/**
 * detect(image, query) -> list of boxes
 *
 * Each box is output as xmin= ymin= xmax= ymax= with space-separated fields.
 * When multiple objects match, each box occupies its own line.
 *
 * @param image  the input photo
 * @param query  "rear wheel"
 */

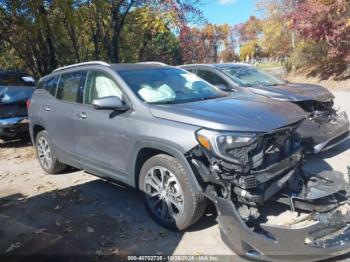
xmin=139 ymin=154 xmax=207 ymax=230
xmin=35 ymin=130 xmax=66 ymax=174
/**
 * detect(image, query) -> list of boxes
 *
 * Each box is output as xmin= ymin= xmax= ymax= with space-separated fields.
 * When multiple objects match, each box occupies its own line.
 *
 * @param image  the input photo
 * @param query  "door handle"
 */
xmin=80 ymin=112 xmax=87 ymax=119
xmin=44 ymin=105 xmax=50 ymax=112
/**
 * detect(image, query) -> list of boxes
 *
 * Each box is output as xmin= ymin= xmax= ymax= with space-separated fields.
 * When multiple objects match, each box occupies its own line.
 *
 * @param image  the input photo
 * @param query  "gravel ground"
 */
xmin=0 ymin=91 xmax=349 ymax=261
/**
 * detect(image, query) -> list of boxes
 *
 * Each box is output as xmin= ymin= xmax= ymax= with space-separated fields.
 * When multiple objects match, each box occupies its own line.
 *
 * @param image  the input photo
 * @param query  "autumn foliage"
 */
xmin=0 ymin=0 xmax=349 ymax=79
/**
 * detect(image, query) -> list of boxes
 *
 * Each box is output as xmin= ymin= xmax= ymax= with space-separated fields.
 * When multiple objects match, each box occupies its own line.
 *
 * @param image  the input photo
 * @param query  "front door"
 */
xmin=75 ymin=70 xmax=131 ymax=182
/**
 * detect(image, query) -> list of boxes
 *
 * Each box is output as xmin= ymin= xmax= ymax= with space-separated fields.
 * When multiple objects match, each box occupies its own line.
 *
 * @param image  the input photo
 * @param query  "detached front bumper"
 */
xmin=0 ymin=116 xmax=29 ymax=138
xmin=215 ymin=197 xmax=350 ymax=261
xmin=204 ymin=169 xmax=350 ymax=261
xmin=298 ymin=111 xmax=349 ymax=153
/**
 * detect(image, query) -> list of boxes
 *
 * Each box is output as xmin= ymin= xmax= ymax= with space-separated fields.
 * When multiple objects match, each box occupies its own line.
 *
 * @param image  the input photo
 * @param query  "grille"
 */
xmin=240 ymin=175 xmax=257 ymax=189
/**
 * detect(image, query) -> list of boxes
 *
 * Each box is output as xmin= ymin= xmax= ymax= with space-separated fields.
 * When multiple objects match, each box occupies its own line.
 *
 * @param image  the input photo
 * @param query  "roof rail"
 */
xmin=52 ymin=61 xmax=110 ymax=73
xmin=137 ymin=62 xmax=167 ymax=66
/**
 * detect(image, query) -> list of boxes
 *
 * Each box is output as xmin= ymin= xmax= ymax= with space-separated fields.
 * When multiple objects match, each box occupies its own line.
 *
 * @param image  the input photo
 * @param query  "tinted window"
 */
xmin=84 ymin=71 xmax=123 ymax=104
xmin=197 ymin=70 xmax=228 ymax=86
xmin=57 ymin=71 xmax=86 ymax=103
xmin=118 ymin=68 xmax=225 ymax=104
xmin=44 ymin=76 xmax=59 ymax=96
xmin=0 ymin=74 xmax=35 ymax=87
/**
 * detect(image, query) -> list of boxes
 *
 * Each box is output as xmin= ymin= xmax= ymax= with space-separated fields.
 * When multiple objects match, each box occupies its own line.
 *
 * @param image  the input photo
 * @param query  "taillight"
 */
xmin=26 ymin=99 xmax=31 ymax=109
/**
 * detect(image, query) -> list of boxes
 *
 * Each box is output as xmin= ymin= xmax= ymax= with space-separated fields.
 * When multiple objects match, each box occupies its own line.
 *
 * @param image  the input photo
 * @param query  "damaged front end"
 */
xmin=295 ymin=100 xmax=349 ymax=153
xmin=187 ymin=122 xmax=350 ymax=261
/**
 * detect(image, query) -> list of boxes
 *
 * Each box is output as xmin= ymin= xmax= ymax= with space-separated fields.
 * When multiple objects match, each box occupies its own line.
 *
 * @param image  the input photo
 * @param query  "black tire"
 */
xmin=139 ymin=154 xmax=207 ymax=231
xmin=35 ymin=130 xmax=66 ymax=174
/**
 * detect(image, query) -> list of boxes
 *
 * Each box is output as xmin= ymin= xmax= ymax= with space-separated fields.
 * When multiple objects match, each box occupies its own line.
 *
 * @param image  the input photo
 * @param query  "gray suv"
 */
xmin=29 ymin=62 xmax=350 ymax=260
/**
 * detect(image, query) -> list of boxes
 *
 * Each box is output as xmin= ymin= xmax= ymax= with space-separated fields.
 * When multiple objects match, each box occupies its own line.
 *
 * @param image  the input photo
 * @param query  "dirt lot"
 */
xmin=1 ymin=91 xmax=350 ymax=261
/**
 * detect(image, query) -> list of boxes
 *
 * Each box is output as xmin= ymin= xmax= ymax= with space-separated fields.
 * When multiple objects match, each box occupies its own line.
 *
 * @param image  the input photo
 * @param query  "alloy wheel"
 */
xmin=37 ymin=136 xmax=53 ymax=169
xmin=144 ymin=166 xmax=184 ymax=222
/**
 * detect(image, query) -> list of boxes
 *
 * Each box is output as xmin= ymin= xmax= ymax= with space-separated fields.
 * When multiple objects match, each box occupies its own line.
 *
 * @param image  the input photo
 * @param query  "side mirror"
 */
xmin=92 ymin=96 xmax=129 ymax=111
xmin=214 ymin=84 xmax=229 ymax=91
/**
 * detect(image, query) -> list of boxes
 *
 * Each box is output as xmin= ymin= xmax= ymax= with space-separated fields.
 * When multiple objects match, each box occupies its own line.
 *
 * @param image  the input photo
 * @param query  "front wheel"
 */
xmin=139 ymin=154 xmax=207 ymax=231
xmin=35 ymin=130 xmax=66 ymax=174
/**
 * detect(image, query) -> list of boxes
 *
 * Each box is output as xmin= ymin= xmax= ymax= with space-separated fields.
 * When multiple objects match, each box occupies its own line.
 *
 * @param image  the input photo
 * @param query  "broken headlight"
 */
xmin=195 ymin=128 xmax=259 ymax=164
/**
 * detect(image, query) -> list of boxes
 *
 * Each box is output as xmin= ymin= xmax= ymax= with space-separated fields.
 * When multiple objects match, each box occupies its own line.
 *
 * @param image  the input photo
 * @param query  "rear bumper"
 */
xmin=298 ymin=111 xmax=349 ymax=153
xmin=0 ymin=116 xmax=29 ymax=138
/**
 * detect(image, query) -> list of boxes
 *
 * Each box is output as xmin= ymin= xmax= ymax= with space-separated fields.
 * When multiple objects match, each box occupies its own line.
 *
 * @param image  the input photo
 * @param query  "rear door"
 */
xmin=47 ymin=71 xmax=86 ymax=167
xmin=74 ymin=70 xmax=131 ymax=181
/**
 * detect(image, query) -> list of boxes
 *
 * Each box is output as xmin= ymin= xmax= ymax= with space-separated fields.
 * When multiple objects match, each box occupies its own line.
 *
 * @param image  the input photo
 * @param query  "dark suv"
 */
xmin=29 ymin=62 xmax=350 ymax=261
xmin=0 ymin=70 xmax=35 ymax=140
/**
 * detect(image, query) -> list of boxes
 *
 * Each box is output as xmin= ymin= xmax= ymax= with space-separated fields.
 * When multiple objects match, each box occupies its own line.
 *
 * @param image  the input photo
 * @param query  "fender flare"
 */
xmin=127 ymin=139 xmax=203 ymax=194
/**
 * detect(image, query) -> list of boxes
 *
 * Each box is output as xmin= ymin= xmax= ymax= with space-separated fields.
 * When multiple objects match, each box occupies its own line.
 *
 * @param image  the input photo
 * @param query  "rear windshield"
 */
xmin=0 ymin=75 xmax=36 ymax=87
xmin=118 ymin=67 xmax=225 ymax=104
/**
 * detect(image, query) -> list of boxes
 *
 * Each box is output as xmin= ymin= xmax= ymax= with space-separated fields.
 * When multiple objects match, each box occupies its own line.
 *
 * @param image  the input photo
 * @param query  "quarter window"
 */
xmin=57 ymin=71 xmax=86 ymax=103
xmin=45 ymin=76 xmax=59 ymax=96
xmin=84 ymin=71 xmax=123 ymax=104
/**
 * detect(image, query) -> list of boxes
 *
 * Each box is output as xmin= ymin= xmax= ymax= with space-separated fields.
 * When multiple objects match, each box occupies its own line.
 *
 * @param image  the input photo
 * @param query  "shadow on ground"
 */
xmin=0 ymin=177 xmax=217 ymax=260
xmin=0 ymin=135 xmax=32 ymax=148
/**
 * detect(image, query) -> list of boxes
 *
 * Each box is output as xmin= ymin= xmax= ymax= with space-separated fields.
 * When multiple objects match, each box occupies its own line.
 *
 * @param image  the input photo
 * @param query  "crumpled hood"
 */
xmin=248 ymin=83 xmax=334 ymax=102
xmin=0 ymin=86 xmax=34 ymax=104
xmin=149 ymin=94 xmax=307 ymax=132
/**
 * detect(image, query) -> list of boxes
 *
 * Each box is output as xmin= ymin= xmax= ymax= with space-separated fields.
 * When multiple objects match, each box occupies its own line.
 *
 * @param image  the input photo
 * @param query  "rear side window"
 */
xmin=0 ymin=74 xmax=35 ymax=87
xmin=197 ymin=70 xmax=228 ymax=86
xmin=57 ymin=71 xmax=86 ymax=103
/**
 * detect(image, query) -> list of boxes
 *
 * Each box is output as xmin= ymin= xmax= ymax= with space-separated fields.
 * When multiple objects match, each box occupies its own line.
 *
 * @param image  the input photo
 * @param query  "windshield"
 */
xmin=118 ymin=68 xmax=225 ymax=104
xmin=0 ymin=74 xmax=36 ymax=87
xmin=222 ymin=66 xmax=286 ymax=87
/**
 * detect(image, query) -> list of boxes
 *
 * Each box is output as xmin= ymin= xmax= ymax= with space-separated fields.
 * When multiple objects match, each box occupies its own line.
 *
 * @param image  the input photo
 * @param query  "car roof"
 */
xmin=40 ymin=62 xmax=176 ymax=81
xmin=181 ymin=63 xmax=252 ymax=69
xmin=110 ymin=63 xmax=171 ymax=71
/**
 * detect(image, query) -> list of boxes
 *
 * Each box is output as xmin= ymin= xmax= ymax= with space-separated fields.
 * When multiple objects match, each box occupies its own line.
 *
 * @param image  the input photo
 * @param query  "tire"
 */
xmin=35 ymin=130 xmax=66 ymax=174
xmin=139 ymin=154 xmax=207 ymax=231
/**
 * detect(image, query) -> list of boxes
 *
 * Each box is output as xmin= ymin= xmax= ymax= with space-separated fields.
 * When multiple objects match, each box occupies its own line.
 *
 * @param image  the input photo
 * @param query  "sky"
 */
xmin=200 ymin=0 xmax=257 ymax=25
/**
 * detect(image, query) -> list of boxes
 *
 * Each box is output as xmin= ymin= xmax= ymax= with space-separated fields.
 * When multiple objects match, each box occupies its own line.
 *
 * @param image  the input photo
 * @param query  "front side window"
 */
xmin=222 ymin=66 xmax=286 ymax=87
xmin=57 ymin=71 xmax=86 ymax=103
xmin=84 ymin=71 xmax=123 ymax=104
xmin=197 ymin=70 xmax=228 ymax=86
xmin=118 ymin=68 xmax=225 ymax=104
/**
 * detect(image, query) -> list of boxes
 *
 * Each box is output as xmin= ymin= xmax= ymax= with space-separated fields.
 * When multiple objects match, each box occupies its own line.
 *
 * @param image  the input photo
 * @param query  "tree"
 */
xmin=179 ymin=23 xmax=234 ymax=64
xmin=256 ymin=0 xmax=292 ymax=58
xmin=0 ymin=0 xmax=203 ymax=76
xmin=290 ymin=0 xmax=350 ymax=77
xmin=120 ymin=6 xmax=181 ymax=64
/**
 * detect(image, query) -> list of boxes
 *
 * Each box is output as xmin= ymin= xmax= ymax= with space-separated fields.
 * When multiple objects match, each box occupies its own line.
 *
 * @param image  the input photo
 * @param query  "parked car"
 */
xmin=180 ymin=63 xmax=350 ymax=153
xmin=0 ymin=70 xmax=36 ymax=141
xmin=29 ymin=62 xmax=350 ymax=261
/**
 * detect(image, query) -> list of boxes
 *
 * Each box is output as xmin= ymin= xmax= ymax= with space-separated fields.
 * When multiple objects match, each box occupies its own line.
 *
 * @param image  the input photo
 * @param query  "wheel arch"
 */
xmin=31 ymin=123 xmax=46 ymax=144
xmin=130 ymin=141 xmax=203 ymax=194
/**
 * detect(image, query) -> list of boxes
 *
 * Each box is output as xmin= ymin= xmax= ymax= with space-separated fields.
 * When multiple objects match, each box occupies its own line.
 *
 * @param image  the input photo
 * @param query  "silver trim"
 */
xmin=137 ymin=62 xmax=167 ymax=66
xmin=52 ymin=61 xmax=110 ymax=73
xmin=314 ymin=130 xmax=350 ymax=153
